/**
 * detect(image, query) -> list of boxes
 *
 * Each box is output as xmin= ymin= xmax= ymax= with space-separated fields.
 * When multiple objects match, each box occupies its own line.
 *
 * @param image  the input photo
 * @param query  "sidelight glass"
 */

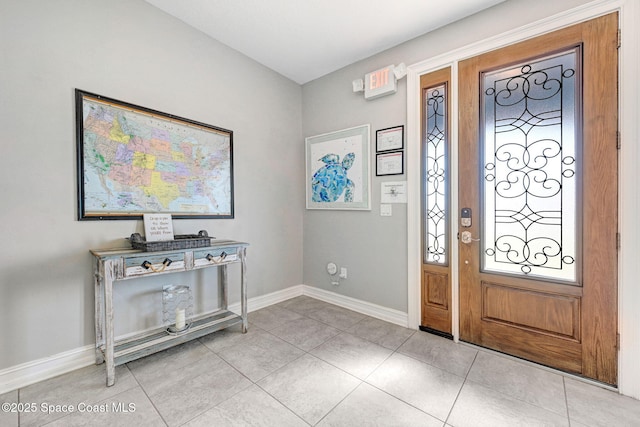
xmin=423 ymin=84 xmax=448 ymax=265
xmin=481 ymin=49 xmax=579 ymax=282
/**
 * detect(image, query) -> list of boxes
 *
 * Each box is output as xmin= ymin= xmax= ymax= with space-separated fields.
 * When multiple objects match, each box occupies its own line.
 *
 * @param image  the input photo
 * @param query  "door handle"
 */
xmin=460 ymin=231 xmax=480 ymax=244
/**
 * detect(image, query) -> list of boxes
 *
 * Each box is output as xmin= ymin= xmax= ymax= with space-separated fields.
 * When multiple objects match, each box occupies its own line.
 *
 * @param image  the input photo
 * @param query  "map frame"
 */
xmin=75 ymin=89 xmax=234 ymax=220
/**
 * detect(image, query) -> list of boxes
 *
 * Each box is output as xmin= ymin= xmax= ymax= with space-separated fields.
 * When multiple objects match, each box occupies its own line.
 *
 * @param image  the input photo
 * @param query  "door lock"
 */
xmin=461 ymin=208 xmax=472 ymax=227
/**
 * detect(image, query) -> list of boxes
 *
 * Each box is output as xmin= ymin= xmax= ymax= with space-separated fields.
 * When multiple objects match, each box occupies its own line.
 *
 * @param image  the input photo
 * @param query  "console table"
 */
xmin=91 ymin=240 xmax=248 ymax=386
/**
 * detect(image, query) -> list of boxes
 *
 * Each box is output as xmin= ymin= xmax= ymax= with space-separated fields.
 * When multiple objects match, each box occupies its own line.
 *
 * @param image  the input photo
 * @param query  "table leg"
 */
xmin=104 ymin=260 xmax=116 ymax=387
xmin=240 ymin=247 xmax=248 ymax=333
xmin=94 ymin=259 xmax=105 ymax=365
xmin=220 ymin=265 xmax=228 ymax=311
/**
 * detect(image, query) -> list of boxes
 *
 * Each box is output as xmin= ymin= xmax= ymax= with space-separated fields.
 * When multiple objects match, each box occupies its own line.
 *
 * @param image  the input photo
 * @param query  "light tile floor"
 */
xmin=2 ymin=296 xmax=640 ymax=426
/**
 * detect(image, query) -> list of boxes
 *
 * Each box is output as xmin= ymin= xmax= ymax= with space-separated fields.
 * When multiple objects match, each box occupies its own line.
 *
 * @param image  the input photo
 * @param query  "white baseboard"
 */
xmin=0 ymin=345 xmax=96 ymax=395
xmin=0 ymin=284 xmax=405 ymax=394
xmin=228 ymin=284 xmax=305 ymax=314
xmin=301 ymin=285 xmax=408 ymax=327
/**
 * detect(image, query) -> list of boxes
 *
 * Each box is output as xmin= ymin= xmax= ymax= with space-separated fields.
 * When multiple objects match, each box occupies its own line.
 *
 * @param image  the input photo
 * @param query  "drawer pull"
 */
xmin=141 ymin=258 xmax=173 ymax=272
xmin=206 ymin=251 xmax=227 ymax=263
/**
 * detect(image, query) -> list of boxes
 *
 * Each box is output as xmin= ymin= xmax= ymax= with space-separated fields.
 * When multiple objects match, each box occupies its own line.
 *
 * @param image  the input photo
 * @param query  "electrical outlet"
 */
xmin=327 ymin=262 xmax=337 ymax=275
xmin=339 ymin=267 xmax=347 ymax=279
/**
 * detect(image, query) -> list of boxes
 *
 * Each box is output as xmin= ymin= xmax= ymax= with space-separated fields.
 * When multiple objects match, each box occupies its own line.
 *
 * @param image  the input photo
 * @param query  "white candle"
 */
xmin=175 ymin=308 xmax=186 ymax=330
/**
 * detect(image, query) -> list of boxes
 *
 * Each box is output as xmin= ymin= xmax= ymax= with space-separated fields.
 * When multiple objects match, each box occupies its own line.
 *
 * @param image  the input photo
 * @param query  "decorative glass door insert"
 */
xmin=481 ymin=49 xmax=579 ymax=283
xmin=424 ymin=84 xmax=448 ymax=265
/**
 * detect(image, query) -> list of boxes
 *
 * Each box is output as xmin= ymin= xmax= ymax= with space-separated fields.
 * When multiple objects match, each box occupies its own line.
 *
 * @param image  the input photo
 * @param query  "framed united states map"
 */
xmin=75 ymin=89 xmax=233 ymax=220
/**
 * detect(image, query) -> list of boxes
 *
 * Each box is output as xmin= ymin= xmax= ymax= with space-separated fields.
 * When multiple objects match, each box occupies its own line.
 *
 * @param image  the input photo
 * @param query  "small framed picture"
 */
xmin=376 ymin=150 xmax=404 ymax=176
xmin=376 ymin=125 xmax=404 ymax=152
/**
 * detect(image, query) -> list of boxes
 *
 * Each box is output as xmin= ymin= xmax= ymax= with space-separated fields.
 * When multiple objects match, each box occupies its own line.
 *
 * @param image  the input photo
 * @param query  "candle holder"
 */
xmin=162 ymin=284 xmax=193 ymax=335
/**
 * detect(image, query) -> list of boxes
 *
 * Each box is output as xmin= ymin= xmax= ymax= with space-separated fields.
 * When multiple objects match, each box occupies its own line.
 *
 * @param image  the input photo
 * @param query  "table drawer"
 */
xmin=123 ymin=253 xmax=186 ymax=277
xmin=193 ymin=247 xmax=238 ymax=267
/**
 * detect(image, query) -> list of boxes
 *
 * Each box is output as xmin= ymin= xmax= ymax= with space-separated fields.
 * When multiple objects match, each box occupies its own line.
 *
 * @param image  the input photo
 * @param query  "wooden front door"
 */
xmin=458 ymin=13 xmax=618 ymax=385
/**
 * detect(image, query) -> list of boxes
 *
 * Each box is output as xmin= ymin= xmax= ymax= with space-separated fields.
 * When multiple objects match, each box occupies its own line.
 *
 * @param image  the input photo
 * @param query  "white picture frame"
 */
xmin=305 ymin=124 xmax=371 ymax=210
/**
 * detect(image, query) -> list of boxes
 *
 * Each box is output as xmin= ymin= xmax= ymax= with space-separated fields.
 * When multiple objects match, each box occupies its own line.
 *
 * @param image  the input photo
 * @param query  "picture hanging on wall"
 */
xmin=376 ymin=125 xmax=404 ymax=152
xmin=376 ymin=150 xmax=404 ymax=176
xmin=305 ymin=124 xmax=371 ymax=210
xmin=75 ymin=89 xmax=234 ymax=220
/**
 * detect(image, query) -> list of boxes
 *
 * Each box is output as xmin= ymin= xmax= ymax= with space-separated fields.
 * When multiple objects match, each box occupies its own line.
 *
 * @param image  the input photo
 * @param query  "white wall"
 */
xmin=0 ymin=0 xmax=303 ymax=370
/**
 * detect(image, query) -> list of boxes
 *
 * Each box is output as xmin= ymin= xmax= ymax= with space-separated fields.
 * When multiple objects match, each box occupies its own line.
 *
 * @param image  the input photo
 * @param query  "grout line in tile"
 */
xmin=361 ymin=345 xmax=449 ymax=424
xmin=252 ymin=381 xmax=313 ymax=427
xmin=126 ymin=362 xmax=171 ymax=427
xmin=363 ymin=379 xmax=447 ymax=425
xmin=395 ymin=348 xmax=468 ymax=381
xmin=312 ymin=379 xmax=364 ymax=427
xmin=362 ymin=342 xmax=396 ymax=382
xmin=396 ymin=329 xmax=417 ymax=350
xmin=136 ymin=382 xmax=169 ymax=427
xmin=563 ymin=376 xmax=574 ymax=427
xmin=443 ymin=348 xmax=480 ymax=426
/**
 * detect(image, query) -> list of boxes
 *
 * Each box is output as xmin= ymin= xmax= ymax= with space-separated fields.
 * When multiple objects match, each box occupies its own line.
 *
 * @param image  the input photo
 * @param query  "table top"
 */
xmin=90 ymin=239 xmax=249 ymax=258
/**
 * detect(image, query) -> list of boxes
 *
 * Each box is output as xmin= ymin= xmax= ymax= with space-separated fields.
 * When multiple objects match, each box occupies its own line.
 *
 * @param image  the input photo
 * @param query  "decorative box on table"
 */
xmin=128 ymin=230 xmax=214 ymax=252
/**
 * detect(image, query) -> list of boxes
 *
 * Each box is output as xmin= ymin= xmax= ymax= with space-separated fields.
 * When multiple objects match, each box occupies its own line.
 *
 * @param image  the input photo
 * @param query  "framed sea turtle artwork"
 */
xmin=305 ymin=124 xmax=371 ymax=210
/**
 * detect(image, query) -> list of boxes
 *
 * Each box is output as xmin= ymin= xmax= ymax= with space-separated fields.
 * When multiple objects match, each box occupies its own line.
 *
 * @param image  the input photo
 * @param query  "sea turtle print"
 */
xmin=311 ymin=152 xmax=355 ymax=202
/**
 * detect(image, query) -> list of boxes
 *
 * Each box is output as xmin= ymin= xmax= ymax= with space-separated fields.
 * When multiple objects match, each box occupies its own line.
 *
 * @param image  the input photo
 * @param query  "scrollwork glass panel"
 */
xmin=481 ymin=49 xmax=579 ymax=282
xmin=424 ymin=85 xmax=447 ymax=265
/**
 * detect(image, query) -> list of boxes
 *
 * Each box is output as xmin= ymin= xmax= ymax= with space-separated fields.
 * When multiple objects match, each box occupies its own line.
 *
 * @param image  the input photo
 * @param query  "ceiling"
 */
xmin=145 ymin=0 xmax=506 ymax=84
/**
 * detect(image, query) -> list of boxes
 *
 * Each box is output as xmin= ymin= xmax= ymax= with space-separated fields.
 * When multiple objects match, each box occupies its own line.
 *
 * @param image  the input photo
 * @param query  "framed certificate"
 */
xmin=376 ymin=150 xmax=404 ymax=176
xmin=376 ymin=125 xmax=404 ymax=152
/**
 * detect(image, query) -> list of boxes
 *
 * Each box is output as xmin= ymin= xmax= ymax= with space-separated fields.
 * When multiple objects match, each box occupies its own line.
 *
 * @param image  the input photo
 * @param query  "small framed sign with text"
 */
xmin=143 ymin=213 xmax=175 ymax=241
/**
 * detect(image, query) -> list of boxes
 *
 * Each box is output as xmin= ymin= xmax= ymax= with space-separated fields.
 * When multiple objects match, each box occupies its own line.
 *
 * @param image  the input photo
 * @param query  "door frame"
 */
xmin=406 ymin=0 xmax=640 ymax=397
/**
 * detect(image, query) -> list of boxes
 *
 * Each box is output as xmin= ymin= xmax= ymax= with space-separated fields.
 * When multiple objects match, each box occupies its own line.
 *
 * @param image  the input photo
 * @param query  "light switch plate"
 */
xmin=380 ymin=204 xmax=392 ymax=216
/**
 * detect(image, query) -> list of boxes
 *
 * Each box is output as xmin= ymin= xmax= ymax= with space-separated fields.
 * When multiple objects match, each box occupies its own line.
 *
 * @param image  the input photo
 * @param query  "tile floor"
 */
xmin=2 ymin=296 xmax=640 ymax=426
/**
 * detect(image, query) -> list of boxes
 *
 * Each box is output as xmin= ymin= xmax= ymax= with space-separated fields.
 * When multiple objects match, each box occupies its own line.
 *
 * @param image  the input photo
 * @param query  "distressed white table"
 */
xmin=91 ymin=240 xmax=248 ymax=386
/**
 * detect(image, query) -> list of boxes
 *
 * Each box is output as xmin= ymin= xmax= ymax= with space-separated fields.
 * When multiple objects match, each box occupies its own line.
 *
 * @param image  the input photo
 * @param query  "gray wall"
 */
xmin=0 ymin=0 xmax=602 ymax=374
xmin=0 ymin=0 xmax=303 ymax=370
xmin=301 ymin=0 xmax=593 ymax=312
